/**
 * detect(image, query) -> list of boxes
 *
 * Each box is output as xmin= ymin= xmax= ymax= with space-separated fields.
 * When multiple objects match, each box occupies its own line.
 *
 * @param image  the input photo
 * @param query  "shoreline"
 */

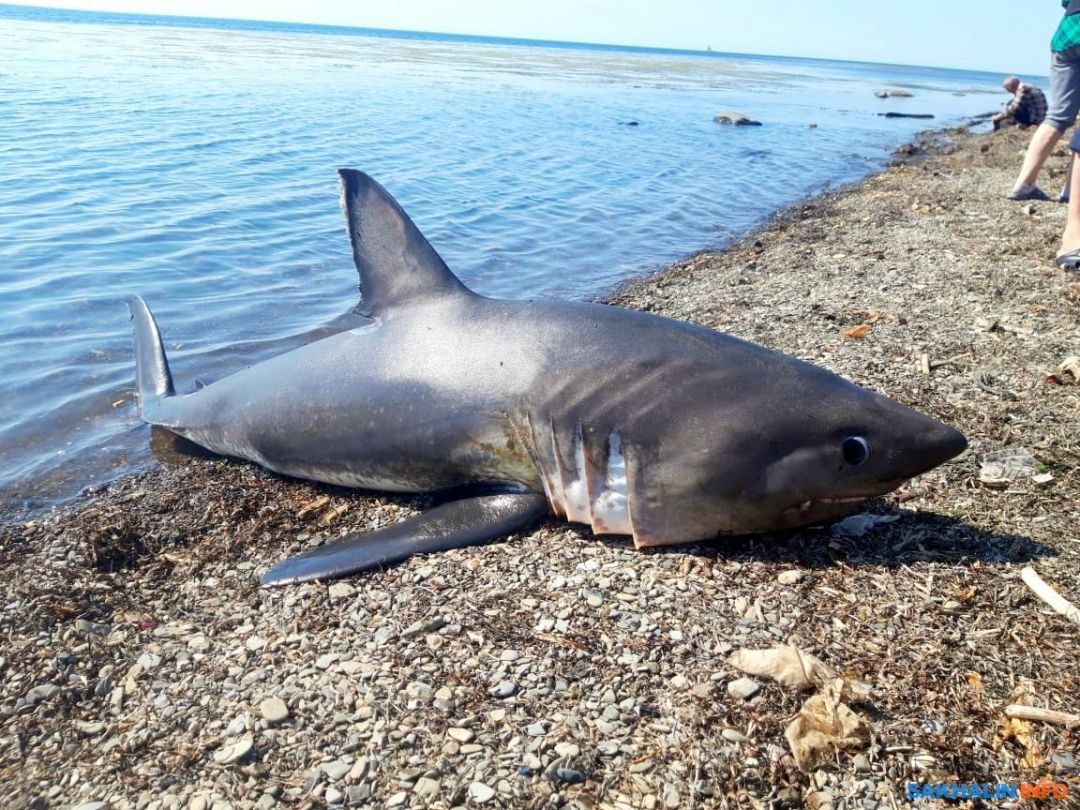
xmin=2 ymin=123 xmax=1079 ymax=808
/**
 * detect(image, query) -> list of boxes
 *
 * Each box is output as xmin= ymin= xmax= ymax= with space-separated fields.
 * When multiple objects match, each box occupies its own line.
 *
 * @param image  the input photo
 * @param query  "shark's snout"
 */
xmin=910 ymin=422 xmax=967 ymax=476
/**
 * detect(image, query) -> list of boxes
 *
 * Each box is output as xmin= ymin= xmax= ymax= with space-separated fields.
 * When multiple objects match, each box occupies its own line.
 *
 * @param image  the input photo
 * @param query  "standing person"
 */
xmin=1006 ymin=0 xmax=1080 ymax=202
xmin=1054 ymin=130 xmax=1080 ymax=269
xmin=992 ymin=77 xmax=1047 ymax=129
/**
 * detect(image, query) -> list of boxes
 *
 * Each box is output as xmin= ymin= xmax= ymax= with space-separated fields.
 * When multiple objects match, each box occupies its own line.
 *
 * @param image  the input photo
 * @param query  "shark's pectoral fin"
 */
xmin=260 ymin=493 xmax=549 ymax=587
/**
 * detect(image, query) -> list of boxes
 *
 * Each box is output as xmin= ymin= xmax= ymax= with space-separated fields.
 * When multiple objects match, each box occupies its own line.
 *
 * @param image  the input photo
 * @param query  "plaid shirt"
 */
xmin=1053 ymin=0 xmax=1080 ymax=54
xmin=1004 ymin=82 xmax=1048 ymax=126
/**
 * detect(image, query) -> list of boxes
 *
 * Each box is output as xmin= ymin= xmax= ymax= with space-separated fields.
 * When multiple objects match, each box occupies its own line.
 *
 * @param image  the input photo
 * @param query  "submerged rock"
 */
xmin=715 ymin=110 xmax=761 ymax=126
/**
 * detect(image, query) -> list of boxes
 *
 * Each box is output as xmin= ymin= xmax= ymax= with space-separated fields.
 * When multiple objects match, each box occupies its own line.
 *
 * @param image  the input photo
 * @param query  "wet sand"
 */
xmin=2 ymin=123 xmax=1078 ymax=809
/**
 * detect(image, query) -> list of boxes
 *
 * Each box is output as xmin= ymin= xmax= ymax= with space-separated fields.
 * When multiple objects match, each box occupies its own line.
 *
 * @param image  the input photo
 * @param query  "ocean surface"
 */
xmin=0 ymin=4 xmax=1012 ymax=511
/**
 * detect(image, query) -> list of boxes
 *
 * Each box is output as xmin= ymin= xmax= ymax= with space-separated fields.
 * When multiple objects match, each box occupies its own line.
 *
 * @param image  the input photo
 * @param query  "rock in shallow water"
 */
xmin=715 ymin=110 xmax=761 ymax=126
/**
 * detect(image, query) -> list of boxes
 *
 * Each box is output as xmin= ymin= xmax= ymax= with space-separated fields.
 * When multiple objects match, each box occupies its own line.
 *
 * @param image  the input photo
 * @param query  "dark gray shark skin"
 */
xmin=127 ymin=170 xmax=967 ymax=586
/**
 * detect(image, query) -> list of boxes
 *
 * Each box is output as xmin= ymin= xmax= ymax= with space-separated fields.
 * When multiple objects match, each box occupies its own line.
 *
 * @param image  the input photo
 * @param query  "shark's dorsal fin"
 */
xmin=338 ymin=170 xmax=474 ymax=317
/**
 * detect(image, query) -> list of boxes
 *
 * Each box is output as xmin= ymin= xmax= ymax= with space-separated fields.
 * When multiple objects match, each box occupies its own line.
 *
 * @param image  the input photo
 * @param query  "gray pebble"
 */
xmin=1052 ymin=750 xmax=1077 ymax=769
xmin=321 ymin=760 xmax=352 ymax=781
xmin=212 ymin=733 xmax=253 ymax=766
xmin=726 ymin=677 xmax=761 ymax=700
xmin=25 ymin=684 xmax=60 ymax=705
xmin=555 ymin=768 xmax=586 ymax=784
xmin=327 ymin=582 xmax=355 ymax=601
xmin=260 ymin=697 xmax=289 ymax=725
xmin=489 ymin=680 xmax=517 ymax=698
xmin=413 ymin=777 xmax=440 ymax=797
xmin=469 ymin=782 xmax=496 ymax=803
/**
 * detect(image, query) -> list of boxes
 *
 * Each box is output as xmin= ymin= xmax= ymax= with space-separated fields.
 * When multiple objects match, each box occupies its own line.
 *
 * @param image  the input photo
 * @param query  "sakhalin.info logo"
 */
xmin=906 ymin=782 xmax=1069 ymax=800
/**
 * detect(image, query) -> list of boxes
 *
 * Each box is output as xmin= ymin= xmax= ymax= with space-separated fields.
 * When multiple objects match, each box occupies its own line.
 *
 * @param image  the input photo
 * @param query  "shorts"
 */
xmin=1047 ymin=50 xmax=1080 ymax=131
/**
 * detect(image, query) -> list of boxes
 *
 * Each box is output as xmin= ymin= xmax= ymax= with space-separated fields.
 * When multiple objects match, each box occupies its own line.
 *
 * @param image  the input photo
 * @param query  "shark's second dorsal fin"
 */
xmin=338 ymin=170 xmax=474 ymax=317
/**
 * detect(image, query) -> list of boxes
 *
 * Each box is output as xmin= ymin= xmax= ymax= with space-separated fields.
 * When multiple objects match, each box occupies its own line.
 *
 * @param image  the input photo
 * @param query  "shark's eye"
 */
xmin=842 ymin=436 xmax=870 ymax=466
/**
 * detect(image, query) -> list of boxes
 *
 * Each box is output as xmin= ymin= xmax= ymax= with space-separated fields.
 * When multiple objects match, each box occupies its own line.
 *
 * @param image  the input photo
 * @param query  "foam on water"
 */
xmin=0 ymin=5 xmax=1005 ymax=510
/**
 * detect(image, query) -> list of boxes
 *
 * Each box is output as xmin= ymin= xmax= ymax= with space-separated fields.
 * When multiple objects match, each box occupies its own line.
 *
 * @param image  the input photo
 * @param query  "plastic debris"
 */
xmin=831 ymin=512 xmax=902 ymax=538
xmin=728 ymin=646 xmax=836 ymax=691
xmin=978 ymin=448 xmax=1037 ymax=487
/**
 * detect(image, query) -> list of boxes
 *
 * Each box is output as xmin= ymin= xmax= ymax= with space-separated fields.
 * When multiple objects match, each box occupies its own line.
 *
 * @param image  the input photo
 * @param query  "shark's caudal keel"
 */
xmin=127 ymin=170 xmax=967 ymax=586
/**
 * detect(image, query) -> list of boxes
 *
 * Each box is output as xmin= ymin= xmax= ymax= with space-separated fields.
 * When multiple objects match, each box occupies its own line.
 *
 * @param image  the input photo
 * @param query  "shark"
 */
xmin=126 ymin=170 xmax=967 ymax=586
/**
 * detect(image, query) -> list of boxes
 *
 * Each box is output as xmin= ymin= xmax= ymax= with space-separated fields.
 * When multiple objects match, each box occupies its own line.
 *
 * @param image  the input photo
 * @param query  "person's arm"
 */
xmin=1003 ymin=86 xmax=1029 ymax=116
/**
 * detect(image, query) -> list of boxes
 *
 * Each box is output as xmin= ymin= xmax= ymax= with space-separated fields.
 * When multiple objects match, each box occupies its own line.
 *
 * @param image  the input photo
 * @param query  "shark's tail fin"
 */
xmin=126 ymin=295 xmax=175 ymax=416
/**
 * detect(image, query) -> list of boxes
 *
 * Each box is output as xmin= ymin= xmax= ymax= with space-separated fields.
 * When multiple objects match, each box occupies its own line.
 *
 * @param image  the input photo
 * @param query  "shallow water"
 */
xmin=0 ymin=5 xmax=1005 ymax=510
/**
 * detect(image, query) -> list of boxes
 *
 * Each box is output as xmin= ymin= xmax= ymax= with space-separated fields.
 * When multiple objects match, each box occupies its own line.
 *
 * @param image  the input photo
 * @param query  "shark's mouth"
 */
xmin=780 ymin=494 xmax=875 ymax=526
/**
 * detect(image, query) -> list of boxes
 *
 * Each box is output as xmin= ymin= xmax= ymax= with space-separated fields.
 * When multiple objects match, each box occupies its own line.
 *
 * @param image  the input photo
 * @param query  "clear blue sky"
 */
xmin=18 ymin=1 xmax=1066 ymax=75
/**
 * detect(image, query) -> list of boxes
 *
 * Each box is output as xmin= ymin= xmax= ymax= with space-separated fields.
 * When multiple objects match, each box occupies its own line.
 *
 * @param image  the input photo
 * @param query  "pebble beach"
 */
xmin=2 ymin=123 xmax=1079 ymax=809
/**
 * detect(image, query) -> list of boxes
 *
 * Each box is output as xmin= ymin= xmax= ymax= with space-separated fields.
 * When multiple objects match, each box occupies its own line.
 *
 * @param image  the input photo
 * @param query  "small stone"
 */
xmin=71 ymin=803 xmax=110 ymax=810
xmin=74 ymin=721 xmax=106 ymax=736
xmin=691 ymin=683 xmax=711 ymax=699
xmin=727 ymin=677 xmax=761 ymax=700
xmin=347 ymin=785 xmax=370 ymax=803
xmin=348 ymin=757 xmax=369 ymax=782
xmin=468 ymin=782 xmax=495 ymax=803
xmin=585 ymin=589 xmax=604 ymax=607
xmin=446 ymin=727 xmax=474 ymax=743
xmin=401 ymin=616 xmax=446 ymax=639
xmin=554 ymin=742 xmax=579 ymax=758
xmin=555 ymin=768 xmax=586 ymax=784
xmin=260 ymin=697 xmax=289 ymax=725
xmin=489 ymin=680 xmax=517 ymax=698
xmin=413 ymin=777 xmax=439 ymax=797
xmin=629 ymin=759 xmax=654 ymax=774
xmin=314 ymin=653 xmax=340 ymax=670
xmin=245 ymin=636 xmax=265 ymax=651
xmin=662 ymin=784 xmax=680 ymax=808
xmin=324 ymin=787 xmax=343 ymax=805
xmin=1052 ymin=750 xmax=1077 ymax=769
xmin=386 ymin=792 xmax=407 ymax=807
xmin=327 ymin=582 xmax=355 ymax=600
xmin=526 ymin=722 xmax=546 ymax=736
xmin=322 ymin=760 xmax=352 ymax=781
xmin=777 ymin=570 xmax=805 ymax=585
xmin=213 ymin=733 xmax=253 ymax=766
xmin=853 ymin=753 xmax=872 ymax=773
xmin=225 ymin=715 xmax=248 ymax=737
xmin=25 ymin=684 xmax=60 ymax=705
xmin=500 ymin=649 xmax=520 ymax=662
xmin=722 ymin=728 xmax=748 ymax=743
xmin=137 ymin=651 xmax=161 ymax=670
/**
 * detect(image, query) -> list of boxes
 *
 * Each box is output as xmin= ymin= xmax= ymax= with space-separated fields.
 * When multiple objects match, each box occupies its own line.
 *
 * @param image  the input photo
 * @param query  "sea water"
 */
xmin=0 ymin=4 xmax=1011 ymax=510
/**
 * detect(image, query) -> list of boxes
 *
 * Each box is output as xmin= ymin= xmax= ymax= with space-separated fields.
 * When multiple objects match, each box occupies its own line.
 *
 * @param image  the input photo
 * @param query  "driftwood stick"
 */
xmin=1004 ymin=704 xmax=1080 ymax=728
xmin=1021 ymin=566 xmax=1080 ymax=628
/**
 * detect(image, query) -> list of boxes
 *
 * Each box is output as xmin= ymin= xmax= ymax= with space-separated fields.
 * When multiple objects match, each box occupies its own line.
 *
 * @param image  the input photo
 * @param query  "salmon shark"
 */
xmin=127 ymin=170 xmax=967 ymax=586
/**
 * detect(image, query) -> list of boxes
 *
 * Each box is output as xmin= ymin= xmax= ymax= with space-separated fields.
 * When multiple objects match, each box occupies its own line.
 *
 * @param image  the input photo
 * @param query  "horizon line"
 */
xmin=1 ymin=2 xmax=1026 ymax=78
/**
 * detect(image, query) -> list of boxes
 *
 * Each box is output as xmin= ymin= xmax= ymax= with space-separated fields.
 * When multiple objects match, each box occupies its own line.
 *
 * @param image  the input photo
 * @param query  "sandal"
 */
xmin=1054 ymin=248 xmax=1080 ymax=271
xmin=1006 ymin=186 xmax=1050 ymax=201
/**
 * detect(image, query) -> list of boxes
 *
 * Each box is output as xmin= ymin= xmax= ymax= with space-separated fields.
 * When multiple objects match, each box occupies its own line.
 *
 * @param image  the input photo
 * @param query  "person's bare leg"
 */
xmin=1057 ymin=153 xmax=1080 ymax=259
xmin=1011 ymin=123 xmax=1064 ymax=194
